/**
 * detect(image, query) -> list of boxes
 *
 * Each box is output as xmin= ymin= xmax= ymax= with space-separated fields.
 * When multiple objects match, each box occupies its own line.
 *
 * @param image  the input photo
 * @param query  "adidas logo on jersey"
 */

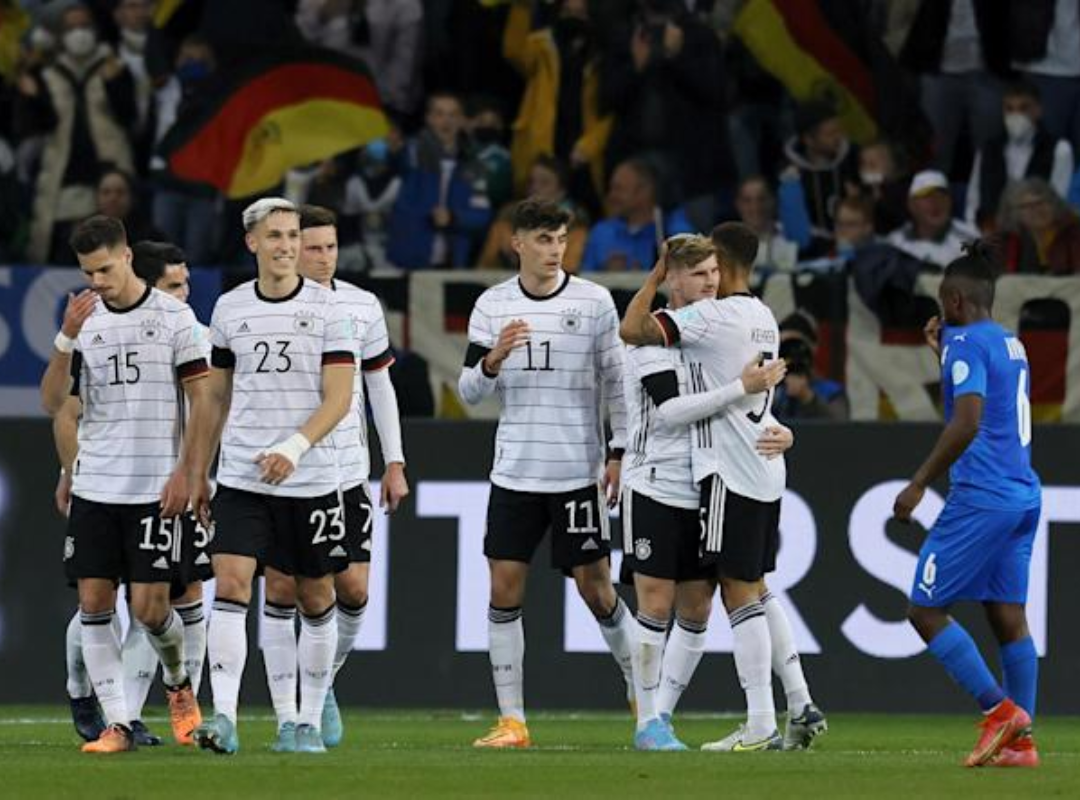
xmin=330 ymin=545 xmax=348 ymax=557
xmin=238 ymin=322 xmax=250 ymax=333
xmin=152 ymin=556 xmax=169 ymax=570
xmin=581 ymin=538 xmax=599 ymax=551
xmin=92 ymin=334 xmax=105 ymax=345
xmin=195 ymin=553 xmax=211 ymax=565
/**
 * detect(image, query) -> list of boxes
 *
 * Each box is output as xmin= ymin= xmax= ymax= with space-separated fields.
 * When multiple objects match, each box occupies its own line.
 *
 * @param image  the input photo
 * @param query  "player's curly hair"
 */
xmin=944 ymin=238 xmax=999 ymax=308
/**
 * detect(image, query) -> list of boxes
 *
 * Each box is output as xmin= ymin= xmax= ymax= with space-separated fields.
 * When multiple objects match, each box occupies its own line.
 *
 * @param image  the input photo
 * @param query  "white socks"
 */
xmin=298 ymin=606 xmax=338 ymax=728
xmin=66 ymin=610 xmax=90 ymax=699
xmin=596 ymin=598 xmax=635 ymax=695
xmin=761 ymin=590 xmax=812 ymax=713
xmin=487 ymin=606 xmax=525 ymax=722
xmin=332 ymin=600 xmax=367 ymax=677
xmin=122 ymin=621 xmax=158 ymax=720
xmin=656 ymin=617 xmax=707 ymax=718
xmin=174 ymin=600 xmax=207 ymax=697
xmin=80 ymin=609 xmax=129 ymax=727
xmin=261 ymin=602 xmax=298 ymax=728
xmin=632 ymin=614 xmax=667 ymax=728
xmin=208 ymin=599 xmax=248 ymax=723
xmin=145 ymin=609 xmax=188 ymax=688
xmin=729 ymin=600 xmax=776 ymax=740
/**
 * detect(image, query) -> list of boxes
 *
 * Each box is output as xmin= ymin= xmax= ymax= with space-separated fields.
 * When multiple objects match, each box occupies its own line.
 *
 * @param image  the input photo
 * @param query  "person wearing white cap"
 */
xmin=885 ymin=171 xmax=979 ymax=267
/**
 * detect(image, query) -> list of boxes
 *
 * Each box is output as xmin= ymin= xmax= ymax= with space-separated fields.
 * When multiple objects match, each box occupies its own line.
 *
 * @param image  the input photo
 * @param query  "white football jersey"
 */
xmin=71 ymin=286 xmax=208 ymax=504
xmin=330 ymin=279 xmax=394 ymax=490
xmin=210 ymin=278 xmax=355 ymax=498
xmin=465 ymin=272 xmax=626 ymax=493
xmin=657 ymin=294 xmax=786 ymax=502
xmin=621 ymin=345 xmax=697 ymax=510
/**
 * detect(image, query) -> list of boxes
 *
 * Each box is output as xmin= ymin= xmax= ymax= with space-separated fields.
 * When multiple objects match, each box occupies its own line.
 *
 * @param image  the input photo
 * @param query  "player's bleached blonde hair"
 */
xmin=242 ymin=197 xmax=298 ymax=232
xmin=664 ymin=233 xmax=715 ymax=271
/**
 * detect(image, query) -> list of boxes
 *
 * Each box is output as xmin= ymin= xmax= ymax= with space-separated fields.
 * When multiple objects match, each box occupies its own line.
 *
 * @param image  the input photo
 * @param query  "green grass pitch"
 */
xmin=2 ymin=708 xmax=1078 ymax=798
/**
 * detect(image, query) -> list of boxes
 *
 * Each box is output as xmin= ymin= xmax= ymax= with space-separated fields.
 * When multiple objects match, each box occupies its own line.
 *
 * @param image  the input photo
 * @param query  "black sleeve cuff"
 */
xmin=464 ymin=342 xmax=491 ymax=368
xmin=69 ymin=350 xmax=83 ymax=395
xmin=211 ymin=347 xmax=236 ymax=369
xmin=642 ymin=370 xmax=680 ymax=407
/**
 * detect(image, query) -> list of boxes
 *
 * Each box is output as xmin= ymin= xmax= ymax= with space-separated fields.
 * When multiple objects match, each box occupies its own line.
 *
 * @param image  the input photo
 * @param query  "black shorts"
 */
xmin=170 ymin=513 xmax=214 ymax=599
xmin=342 ymin=483 xmax=374 ymax=564
xmin=210 ymin=486 xmax=349 ymax=578
xmin=65 ymin=495 xmax=184 ymax=585
xmin=621 ymin=489 xmax=714 ymax=583
xmin=485 ymin=483 xmax=610 ymax=572
xmin=699 ymin=475 xmax=781 ymax=582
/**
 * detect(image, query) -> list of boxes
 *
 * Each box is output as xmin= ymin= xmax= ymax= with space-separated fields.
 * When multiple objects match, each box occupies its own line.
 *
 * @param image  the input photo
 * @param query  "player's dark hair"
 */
xmin=131 ymin=240 xmax=187 ymax=286
xmin=943 ymin=239 xmax=998 ymax=309
xmin=710 ymin=221 xmax=760 ymax=272
xmin=299 ymin=204 xmax=338 ymax=230
xmin=511 ymin=198 xmax=572 ymax=233
xmin=70 ymin=215 xmax=127 ymax=255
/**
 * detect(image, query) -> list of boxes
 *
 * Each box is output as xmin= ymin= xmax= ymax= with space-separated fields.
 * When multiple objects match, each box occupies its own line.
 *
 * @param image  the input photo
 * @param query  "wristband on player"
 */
xmin=54 ymin=331 xmax=76 ymax=354
xmin=266 ymin=432 xmax=312 ymax=467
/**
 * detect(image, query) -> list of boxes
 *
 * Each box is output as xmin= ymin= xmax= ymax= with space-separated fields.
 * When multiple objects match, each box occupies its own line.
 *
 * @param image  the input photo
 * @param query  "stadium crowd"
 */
xmin=3 ymin=0 xmax=1080 ymax=422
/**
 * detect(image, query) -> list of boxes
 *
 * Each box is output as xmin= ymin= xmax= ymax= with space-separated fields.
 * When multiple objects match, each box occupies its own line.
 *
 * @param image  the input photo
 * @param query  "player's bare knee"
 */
xmin=264 ymin=569 xmax=297 ymax=607
xmin=296 ymin=576 xmax=335 ymax=616
xmin=335 ymin=567 xmax=369 ymax=607
xmin=130 ymin=590 xmax=170 ymax=630
xmin=718 ymin=576 xmax=757 ymax=612
xmin=170 ymin=582 xmax=202 ymax=606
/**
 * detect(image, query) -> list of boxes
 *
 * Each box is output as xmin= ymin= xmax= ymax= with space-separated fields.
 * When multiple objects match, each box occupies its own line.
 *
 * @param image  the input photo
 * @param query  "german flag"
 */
xmin=159 ymin=48 xmax=388 ymax=199
xmin=0 ymin=1 xmax=29 ymax=82
xmin=734 ymin=0 xmax=888 ymax=143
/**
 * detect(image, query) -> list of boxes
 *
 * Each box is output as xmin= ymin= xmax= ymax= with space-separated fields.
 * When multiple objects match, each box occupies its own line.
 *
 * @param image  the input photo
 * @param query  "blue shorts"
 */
xmin=909 ymin=500 xmax=1040 ymax=607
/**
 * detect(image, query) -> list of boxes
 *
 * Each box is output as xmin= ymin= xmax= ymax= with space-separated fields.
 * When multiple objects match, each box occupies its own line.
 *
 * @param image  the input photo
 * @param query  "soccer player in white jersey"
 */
xmin=619 ymin=234 xmax=789 ymax=750
xmin=53 ymin=241 xmax=210 ymax=747
xmin=458 ymin=199 xmax=634 ymax=748
xmin=187 ymin=198 xmax=356 ymax=755
xmin=40 ymin=216 xmax=208 ymax=753
xmin=260 ymin=205 xmax=409 ymax=752
xmin=621 ymin=222 xmax=826 ymax=752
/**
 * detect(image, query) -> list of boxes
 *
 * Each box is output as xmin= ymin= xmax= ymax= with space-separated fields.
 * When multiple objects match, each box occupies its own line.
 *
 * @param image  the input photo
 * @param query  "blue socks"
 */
xmin=927 ymin=622 xmax=1006 ymax=712
xmin=1000 ymin=636 xmax=1038 ymax=718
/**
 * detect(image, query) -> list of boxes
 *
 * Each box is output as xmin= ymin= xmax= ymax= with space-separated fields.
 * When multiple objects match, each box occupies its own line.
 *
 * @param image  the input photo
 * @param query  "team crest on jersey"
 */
xmin=560 ymin=307 xmax=582 ymax=333
xmin=141 ymin=318 xmax=164 ymax=341
xmin=634 ymin=538 xmax=652 ymax=561
xmin=294 ymin=310 xmax=316 ymax=333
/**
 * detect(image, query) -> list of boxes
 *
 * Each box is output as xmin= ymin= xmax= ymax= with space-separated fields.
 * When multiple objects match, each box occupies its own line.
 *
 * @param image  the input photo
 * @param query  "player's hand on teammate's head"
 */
xmin=923 ymin=315 xmax=942 ymax=357
xmin=62 ymin=290 xmax=98 ymax=338
xmin=256 ymin=451 xmax=297 ymax=485
xmin=756 ymin=425 xmax=793 ymax=459
xmin=381 ymin=462 xmax=409 ymax=513
xmin=892 ymin=481 xmax=925 ymax=523
xmin=740 ymin=355 xmax=786 ymax=394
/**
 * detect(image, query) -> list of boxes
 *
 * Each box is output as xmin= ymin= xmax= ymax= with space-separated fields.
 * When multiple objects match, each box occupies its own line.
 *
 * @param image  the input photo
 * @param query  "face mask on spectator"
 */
xmin=30 ymin=26 xmax=56 ymax=53
xmin=177 ymin=59 xmax=211 ymax=84
xmin=1004 ymin=112 xmax=1034 ymax=141
xmin=121 ymin=29 xmax=147 ymax=52
xmin=364 ymin=138 xmax=389 ymax=164
xmin=859 ymin=171 xmax=885 ymax=187
xmin=63 ymin=27 xmax=97 ymax=58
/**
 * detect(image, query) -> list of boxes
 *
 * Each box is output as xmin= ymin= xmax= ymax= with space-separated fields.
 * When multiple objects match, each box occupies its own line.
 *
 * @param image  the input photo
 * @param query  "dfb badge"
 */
xmin=634 ymin=538 xmax=652 ymax=561
xmin=141 ymin=318 xmax=164 ymax=341
xmin=294 ymin=310 xmax=316 ymax=334
xmin=560 ymin=307 xmax=582 ymax=333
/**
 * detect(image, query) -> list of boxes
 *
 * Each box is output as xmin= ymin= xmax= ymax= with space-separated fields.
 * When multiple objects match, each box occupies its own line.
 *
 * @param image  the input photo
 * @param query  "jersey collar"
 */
xmin=518 ymin=270 xmax=569 ymax=302
xmin=255 ymin=275 xmax=304 ymax=303
xmin=103 ymin=282 xmax=152 ymax=314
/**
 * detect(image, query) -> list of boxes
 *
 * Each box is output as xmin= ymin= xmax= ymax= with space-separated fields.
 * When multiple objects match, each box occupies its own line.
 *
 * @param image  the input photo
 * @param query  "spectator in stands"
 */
xmin=733 ymin=176 xmax=798 ymax=271
xmin=998 ymin=177 xmax=1080 ymax=275
xmin=386 ymin=91 xmax=492 ymax=269
xmin=295 ymin=0 xmax=424 ymax=120
xmin=150 ymin=33 xmax=222 ymax=265
xmin=95 ymin=166 xmax=161 ymax=244
xmin=887 ymin=170 xmax=979 ymax=267
xmin=477 ymin=155 xmax=589 ymax=272
xmin=772 ymin=332 xmax=849 ymax=422
xmin=113 ymin=0 xmax=153 ymax=170
xmin=834 ymin=195 xmax=880 ymax=259
xmin=580 ymin=156 xmax=692 ymax=272
xmin=502 ymin=0 xmax=612 ymax=213
xmin=17 ymin=3 xmax=136 ymax=263
xmin=1013 ymin=0 xmax=1080 ymax=158
xmin=604 ymin=0 xmax=728 ymax=231
xmin=468 ymin=96 xmax=513 ymax=213
xmin=780 ymin=99 xmax=859 ymax=247
xmin=899 ymin=0 xmax=1008 ymax=177
xmin=966 ymin=80 xmax=1073 ymax=229
xmin=857 ymin=139 xmax=911 ymax=235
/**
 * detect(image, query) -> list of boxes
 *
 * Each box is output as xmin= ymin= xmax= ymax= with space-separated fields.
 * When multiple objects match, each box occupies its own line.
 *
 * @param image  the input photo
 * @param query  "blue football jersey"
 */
xmin=940 ymin=320 xmax=1041 ymax=510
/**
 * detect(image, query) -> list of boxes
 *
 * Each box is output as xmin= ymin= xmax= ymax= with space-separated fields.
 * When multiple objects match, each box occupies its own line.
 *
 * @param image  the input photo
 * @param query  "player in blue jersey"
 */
xmin=894 ymin=242 xmax=1042 ymax=769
